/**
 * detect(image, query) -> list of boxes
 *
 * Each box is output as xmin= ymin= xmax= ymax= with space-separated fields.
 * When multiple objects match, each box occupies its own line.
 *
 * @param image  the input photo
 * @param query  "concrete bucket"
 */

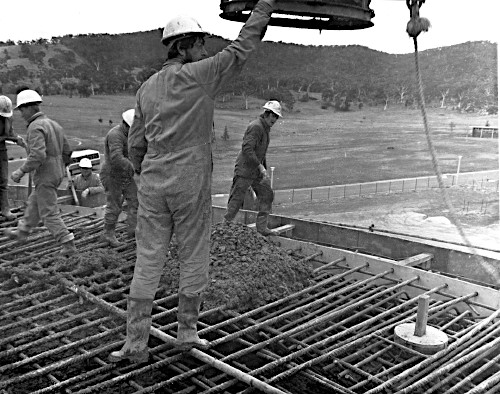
xmin=219 ymin=0 xmax=375 ymax=30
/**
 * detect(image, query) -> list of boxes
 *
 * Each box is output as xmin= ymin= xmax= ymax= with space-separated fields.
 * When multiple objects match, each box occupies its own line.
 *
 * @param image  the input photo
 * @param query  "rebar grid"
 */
xmin=1 ymin=211 xmax=500 ymax=393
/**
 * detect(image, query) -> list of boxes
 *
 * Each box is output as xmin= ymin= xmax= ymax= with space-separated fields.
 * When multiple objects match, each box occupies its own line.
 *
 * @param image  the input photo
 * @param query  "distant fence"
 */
xmin=273 ymin=171 xmax=499 ymax=204
xmin=471 ymin=126 xmax=498 ymax=139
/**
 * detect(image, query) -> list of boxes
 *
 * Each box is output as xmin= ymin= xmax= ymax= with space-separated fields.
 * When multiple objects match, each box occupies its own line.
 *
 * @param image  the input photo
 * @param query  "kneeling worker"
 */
xmin=224 ymin=100 xmax=281 ymax=235
xmin=69 ymin=158 xmax=104 ymax=205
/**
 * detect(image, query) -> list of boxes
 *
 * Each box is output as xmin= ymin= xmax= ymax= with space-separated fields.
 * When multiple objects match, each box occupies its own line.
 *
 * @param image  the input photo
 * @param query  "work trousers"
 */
xmin=19 ymin=183 xmax=73 ymax=243
xmin=224 ymin=175 xmax=274 ymax=222
xmin=129 ymin=166 xmax=212 ymax=300
xmin=0 ymin=150 xmax=10 ymax=211
xmin=102 ymin=178 xmax=138 ymax=230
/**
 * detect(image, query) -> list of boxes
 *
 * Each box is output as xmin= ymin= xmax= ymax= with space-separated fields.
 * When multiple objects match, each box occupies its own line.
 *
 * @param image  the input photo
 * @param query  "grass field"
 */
xmin=6 ymin=93 xmax=499 ymax=247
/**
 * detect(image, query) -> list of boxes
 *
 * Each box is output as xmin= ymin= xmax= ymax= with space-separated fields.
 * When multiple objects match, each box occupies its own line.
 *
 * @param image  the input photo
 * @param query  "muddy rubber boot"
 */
xmin=3 ymin=228 xmax=28 ymax=242
xmin=108 ymin=297 xmax=153 ymax=363
xmin=1 ymin=209 xmax=16 ymax=220
xmin=101 ymin=223 xmax=122 ymax=247
xmin=175 ymin=293 xmax=209 ymax=351
xmin=255 ymin=212 xmax=277 ymax=236
xmin=60 ymin=239 xmax=77 ymax=257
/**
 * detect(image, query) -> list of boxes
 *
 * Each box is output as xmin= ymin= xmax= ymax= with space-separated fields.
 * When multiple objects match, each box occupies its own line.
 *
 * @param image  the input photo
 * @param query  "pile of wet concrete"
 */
xmin=159 ymin=221 xmax=314 ymax=312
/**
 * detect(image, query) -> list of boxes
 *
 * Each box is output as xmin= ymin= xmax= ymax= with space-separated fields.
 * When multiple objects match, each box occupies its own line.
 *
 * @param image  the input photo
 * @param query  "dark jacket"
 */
xmin=0 ymin=117 xmax=15 ymax=151
xmin=101 ymin=123 xmax=134 ymax=184
xmin=234 ymin=115 xmax=270 ymax=179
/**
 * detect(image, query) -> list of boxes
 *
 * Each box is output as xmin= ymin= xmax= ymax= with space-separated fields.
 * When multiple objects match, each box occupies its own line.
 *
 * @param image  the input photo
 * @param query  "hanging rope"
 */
xmin=407 ymin=0 xmax=500 ymax=284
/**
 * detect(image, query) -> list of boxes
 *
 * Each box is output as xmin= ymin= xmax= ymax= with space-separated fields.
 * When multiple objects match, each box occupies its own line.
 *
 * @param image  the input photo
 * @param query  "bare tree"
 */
xmin=440 ymin=89 xmax=449 ymax=108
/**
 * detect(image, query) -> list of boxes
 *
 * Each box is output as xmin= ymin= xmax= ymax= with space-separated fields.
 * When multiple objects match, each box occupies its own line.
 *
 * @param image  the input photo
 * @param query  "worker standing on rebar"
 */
xmin=4 ymin=89 xmax=76 ymax=257
xmin=99 ymin=109 xmax=138 ymax=247
xmin=109 ymin=0 xmax=276 ymax=363
xmin=224 ymin=100 xmax=282 ymax=235
xmin=0 ymin=95 xmax=26 ymax=220
xmin=69 ymin=158 xmax=104 ymax=205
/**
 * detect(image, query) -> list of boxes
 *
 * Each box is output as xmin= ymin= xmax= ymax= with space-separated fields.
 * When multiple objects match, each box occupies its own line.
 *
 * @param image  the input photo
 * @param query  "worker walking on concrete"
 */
xmin=0 ymin=95 xmax=26 ymax=220
xmin=100 ymin=109 xmax=138 ymax=247
xmin=4 ymin=89 xmax=76 ymax=257
xmin=109 ymin=0 xmax=276 ymax=363
xmin=69 ymin=158 xmax=104 ymax=204
xmin=224 ymin=100 xmax=282 ymax=235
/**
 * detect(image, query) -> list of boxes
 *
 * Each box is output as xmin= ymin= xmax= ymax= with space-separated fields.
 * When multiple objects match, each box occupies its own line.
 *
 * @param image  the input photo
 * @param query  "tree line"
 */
xmin=0 ymin=32 xmax=497 ymax=114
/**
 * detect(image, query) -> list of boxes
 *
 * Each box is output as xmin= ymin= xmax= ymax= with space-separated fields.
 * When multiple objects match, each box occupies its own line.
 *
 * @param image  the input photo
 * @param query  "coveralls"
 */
xmin=0 ymin=116 xmax=15 ymax=213
xmin=100 ymin=123 xmax=138 ymax=233
xmin=70 ymin=172 xmax=104 ymax=194
xmin=224 ymin=114 xmax=274 ymax=225
xmin=17 ymin=112 xmax=74 ymax=244
xmin=128 ymin=0 xmax=274 ymax=301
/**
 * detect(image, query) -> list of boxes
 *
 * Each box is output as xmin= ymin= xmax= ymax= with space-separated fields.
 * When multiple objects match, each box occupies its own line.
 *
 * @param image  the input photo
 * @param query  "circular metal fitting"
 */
xmin=220 ymin=0 xmax=375 ymax=30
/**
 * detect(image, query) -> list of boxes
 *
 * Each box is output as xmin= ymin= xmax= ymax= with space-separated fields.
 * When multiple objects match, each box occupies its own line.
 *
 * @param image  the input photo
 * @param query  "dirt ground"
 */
xmin=273 ymin=185 xmax=499 ymax=251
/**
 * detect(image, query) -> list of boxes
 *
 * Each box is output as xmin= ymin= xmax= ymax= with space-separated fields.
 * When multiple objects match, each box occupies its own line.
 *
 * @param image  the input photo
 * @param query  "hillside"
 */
xmin=0 ymin=31 xmax=497 ymax=112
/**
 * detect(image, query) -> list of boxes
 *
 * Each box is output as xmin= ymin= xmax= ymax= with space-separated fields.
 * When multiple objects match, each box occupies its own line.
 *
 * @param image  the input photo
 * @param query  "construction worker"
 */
xmin=4 ymin=89 xmax=76 ymax=257
xmin=100 ymin=109 xmax=138 ymax=247
xmin=69 ymin=158 xmax=104 ymax=205
xmin=0 ymin=95 xmax=26 ymax=220
xmin=224 ymin=100 xmax=282 ymax=235
xmin=109 ymin=0 xmax=276 ymax=363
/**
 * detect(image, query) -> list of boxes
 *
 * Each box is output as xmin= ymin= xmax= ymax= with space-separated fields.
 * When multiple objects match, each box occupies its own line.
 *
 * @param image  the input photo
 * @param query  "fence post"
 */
xmin=359 ymin=184 xmax=362 ymax=196
xmin=428 ymin=177 xmax=430 ymax=189
xmin=415 ymin=178 xmax=418 ymax=191
xmin=292 ymin=189 xmax=294 ymax=203
xmin=310 ymin=188 xmax=313 ymax=202
xmin=402 ymin=179 xmax=405 ymax=192
xmin=375 ymin=182 xmax=378 ymax=194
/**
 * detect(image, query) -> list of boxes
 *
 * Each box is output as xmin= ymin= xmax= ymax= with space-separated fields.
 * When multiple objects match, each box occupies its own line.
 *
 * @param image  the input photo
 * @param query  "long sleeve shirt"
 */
xmin=70 ymin=172 xmax=104 ymax=194
xmin=100 ymin=123 xmax=134 ymax=183
xmin=128 ymin=0 xmax=274 ymax=175
xmin=234 ymin=115 xmax=270 ymax=179
xmin=20 ymin=112 xmax=71 ymax=187
xmin=0 ymin=117 xmax=15 ymax=151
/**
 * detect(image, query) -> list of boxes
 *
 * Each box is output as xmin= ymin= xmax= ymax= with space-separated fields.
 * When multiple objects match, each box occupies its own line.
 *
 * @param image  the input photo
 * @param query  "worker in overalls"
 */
xmin=109 ymin=0 xmax=276 ymax=363
xmin=5 ymin=89 xmax=76 ymax=257
xmin=0 ymin=95 xmax=26 ymax=220
xmin=100 ymin=109 xmax=138 ymax=247
xmin=224 ymin=100 xmax=282 ymax=235
xmin=68 ymin=158 xmax=104 ymax=206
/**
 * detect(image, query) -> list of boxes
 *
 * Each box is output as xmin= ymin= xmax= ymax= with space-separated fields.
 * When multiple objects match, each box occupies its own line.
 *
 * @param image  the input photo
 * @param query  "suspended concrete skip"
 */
xmin=219 ymin=0 xmax=375 ymax=30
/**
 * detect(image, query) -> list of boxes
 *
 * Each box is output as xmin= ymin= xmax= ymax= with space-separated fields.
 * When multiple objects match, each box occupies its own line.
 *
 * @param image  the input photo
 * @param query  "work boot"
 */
xmin=101 ymin=223 xmax=122 ymax=247
xmin=175 ymin=293 xmax=209 ymax=351
xmin=1 ymin=209 xmax=16 ymax=220
xmin=109 ymin=297 xmax=153 ymax=363
xmin=60 ymin=239 xmax=77 ymax=257
xmin=3 ymin=228 xmax=28 ymax=242
xmin=255 ymin=212 xmax=277 ymax=236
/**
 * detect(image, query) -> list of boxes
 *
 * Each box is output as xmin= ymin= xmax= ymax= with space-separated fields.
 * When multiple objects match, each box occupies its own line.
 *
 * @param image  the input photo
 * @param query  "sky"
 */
xmin=0 ymin=0 xmax=498 ymax=54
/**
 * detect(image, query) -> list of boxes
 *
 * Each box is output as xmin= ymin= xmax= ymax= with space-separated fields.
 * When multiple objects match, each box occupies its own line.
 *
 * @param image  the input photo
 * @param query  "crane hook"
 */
xmin=406 ymin=0 xmax=431 ymax=38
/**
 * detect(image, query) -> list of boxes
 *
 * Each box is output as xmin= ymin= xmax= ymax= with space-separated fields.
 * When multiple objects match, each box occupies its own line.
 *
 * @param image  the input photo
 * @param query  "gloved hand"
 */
xmin=11 ymin=169 xmax=25 ymax=183
xmin=81 ymin=188 xmax=90 ymax=198
xmin=16 ymin=136 xmax=27 ymax=149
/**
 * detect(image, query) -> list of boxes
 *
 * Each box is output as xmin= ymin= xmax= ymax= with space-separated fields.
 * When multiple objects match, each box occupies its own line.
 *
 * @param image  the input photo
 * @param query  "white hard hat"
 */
xmin=15 ymin=90 xmax=42 ymax=109
xmin=79 ymin=158 xmax=93 ymax=168
xmin=263 ymin=100 xmax=283 ymax=117
xmin=0 ymin=96 xmax=13 ymax=117
xmin=161 ymin=15 xmax=207 ymax=46
xmin=122 ymin=109 xmax=135 ymax=127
